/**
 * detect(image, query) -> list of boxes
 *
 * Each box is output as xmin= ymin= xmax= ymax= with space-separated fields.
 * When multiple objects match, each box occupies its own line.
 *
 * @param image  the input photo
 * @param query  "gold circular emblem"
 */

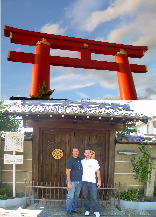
xmin=52 ymin=149 xmax=63 ymax=159
xmin=91 ymin=150 xmax=95 ymax=159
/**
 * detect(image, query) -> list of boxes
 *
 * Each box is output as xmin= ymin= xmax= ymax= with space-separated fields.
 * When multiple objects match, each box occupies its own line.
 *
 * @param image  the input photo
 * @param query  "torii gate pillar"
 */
xmin=115 ymin=49 xmax=138 ymax=100
xmin=30 ymin=38 xmax=50 ymax=97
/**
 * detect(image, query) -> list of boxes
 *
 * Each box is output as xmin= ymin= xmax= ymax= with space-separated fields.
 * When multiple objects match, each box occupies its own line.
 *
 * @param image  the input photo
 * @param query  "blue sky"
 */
xmin=1 ymin=0 xmax=156 ymax=100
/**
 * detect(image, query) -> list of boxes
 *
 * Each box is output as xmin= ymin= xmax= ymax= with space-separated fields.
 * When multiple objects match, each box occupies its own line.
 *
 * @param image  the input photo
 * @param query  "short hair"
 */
xmin=84 ymin=148 xmax=91 ymax=152
xmin=73 ymin=147 xmax=79 ymax=150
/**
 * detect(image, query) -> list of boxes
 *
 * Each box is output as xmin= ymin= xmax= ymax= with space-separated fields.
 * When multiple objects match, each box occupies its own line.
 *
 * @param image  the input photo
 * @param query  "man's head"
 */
xmin=72 ymin=147 xmax=79 ymax=158
xmin=84 ymin=148 xmax=91 ymax=160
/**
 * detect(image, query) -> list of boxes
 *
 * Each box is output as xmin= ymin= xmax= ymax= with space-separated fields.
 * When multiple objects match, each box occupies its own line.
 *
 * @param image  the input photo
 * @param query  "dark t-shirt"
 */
xmin=66 ymin=157 xmax=82 ymax=182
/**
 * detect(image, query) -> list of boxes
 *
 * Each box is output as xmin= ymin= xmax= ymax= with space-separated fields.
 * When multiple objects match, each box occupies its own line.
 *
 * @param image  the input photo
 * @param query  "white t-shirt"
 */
xmin=81 ymin=158 xmax=100 ymax=183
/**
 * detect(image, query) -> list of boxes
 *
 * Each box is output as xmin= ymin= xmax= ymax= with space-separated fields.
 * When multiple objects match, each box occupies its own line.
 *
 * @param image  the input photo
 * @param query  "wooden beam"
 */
xmin=7 ymin=51 xmax=35 ymax=64
xmin=108 ymin=130 xmax=116 ymax=187
xmin=50 ymin=55 xmax=119 ymax=71
xmin=32 ymin=126 xmax=39 ymax=183
xmin=26 ymin=119 xmax=123 ymax=131
xmin=50 ymin=55 xmax=147 ymax=73
xmin=4 ymin=25 xmax=148 ymax=58
xmin=105 ymin=131 xmax=109 ymax=185
xmin=7 ymin=51 xmax=147 ymax=73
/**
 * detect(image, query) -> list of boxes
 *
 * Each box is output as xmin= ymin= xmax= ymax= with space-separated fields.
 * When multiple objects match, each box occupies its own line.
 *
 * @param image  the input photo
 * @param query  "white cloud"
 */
xmin=50 ymin=63 xmax=119 ymax=91
xmin=129 ymin=72 xmax=156 ymax=99
xmin=91 ymin=53 xmax=114 ymax=62
xmin=76 ymin=92 xmax=88 ymax=99
xmin=138 ymin=88 xmax=156 ymax=100
xmin=83 ymin=0 xmax=156 ymax=100
xmin=82 ymin=0 xmax=156 ymax=52
xmin=107 ymin=25 xmax=136 ymax=43
xmin=40 ymin=23 xmax=66 ymax=35
xmin=49 ymin=48 xmax=155 ymax=99
xmin=94 ymin=37 xmax=105 ymax=42
xmin=133 ymin=35 xmax=156 ymax=51
xmin=49 ymin=0 xmax=156 ymax=99
xmin=99 ymin=75 xmax=118 ymax=89
xmin=66 ymin=0 xmax=103 ymax=29
xmin=96 ymin=94 xmax=120 ymax=100
xmin=50 ymin=49 xmax=78 ymax=58
xmin=50 ymin=50 xmax=119 ymax=92
xmin=107 ymin=8 xmax=156 ymax=50
xmin=50 ymin=73 xmax=94 ymax=91
xmin=16 ymin=48 xmax=21 ymax=52
xmin=81 ymin=0 xmax=143 ymax=32
xmin=134 ymin=72 xmax=156 ymax=89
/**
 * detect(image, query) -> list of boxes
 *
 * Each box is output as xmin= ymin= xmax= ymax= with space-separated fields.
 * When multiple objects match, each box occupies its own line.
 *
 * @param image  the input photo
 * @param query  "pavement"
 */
xmin=0 ymin=201 xmax=156 ymax=217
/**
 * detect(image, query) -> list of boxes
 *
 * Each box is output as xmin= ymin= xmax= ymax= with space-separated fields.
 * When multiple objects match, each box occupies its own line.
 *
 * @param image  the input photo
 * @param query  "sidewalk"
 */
xmin=0 ymin=202 xmax=156 ymax=217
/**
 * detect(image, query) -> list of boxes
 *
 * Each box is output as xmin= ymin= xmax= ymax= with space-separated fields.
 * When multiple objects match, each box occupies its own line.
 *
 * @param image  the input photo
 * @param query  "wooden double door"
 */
xmin=37 ymin=128 xmax=115 ymax=186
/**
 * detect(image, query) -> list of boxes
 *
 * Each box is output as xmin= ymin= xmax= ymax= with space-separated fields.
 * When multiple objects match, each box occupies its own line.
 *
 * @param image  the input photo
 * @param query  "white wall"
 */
xmin=134 ymin=117 xmax=156 ymax=136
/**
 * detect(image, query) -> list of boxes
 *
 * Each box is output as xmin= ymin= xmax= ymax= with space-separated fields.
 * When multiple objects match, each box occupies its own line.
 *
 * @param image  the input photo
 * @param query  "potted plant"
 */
xmin=115 ymin=187 xmax=156 ymax=210
xmin=0 ymin=183 xmax=26 ymax=208
xmin=0 ymin=182 xmax=11 ymax=200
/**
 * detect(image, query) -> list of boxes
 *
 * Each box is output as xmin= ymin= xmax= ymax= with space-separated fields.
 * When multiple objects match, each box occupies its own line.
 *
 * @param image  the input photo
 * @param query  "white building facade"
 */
xmin=133 ymin=116 xmax=156 ymax=136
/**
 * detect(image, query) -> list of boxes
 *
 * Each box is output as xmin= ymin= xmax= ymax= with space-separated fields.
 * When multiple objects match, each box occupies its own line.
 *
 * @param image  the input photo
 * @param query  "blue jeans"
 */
xmin=66 ymin=181 xmax=82 ymax=212
xmin=82 ymin=181 xmax=99 ymax=212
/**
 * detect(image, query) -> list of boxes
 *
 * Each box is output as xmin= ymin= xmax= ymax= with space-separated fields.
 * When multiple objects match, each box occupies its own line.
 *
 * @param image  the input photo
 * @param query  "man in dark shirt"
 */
xmin=66 ymin=147 xmax=82 ymax=217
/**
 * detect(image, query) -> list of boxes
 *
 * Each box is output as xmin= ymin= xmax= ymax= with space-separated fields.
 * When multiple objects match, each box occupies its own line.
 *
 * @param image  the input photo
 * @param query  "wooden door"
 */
xmin=39 ymin=129 xmax=115 ymax=186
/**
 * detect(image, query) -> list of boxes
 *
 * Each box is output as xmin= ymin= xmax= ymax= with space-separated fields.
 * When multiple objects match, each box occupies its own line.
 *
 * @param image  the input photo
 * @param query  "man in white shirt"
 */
xmin=81 ymin=148 xmax=101 ymax=217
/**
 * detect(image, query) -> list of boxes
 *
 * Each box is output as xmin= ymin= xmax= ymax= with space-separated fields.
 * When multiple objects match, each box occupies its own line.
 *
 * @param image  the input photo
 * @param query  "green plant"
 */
xmin=0 ymin=183 xmax=11 ymax=200
xmin=0 ymin=194 xmax=8 ymax=200
xmin=118 ymin=188 xmax=139 ymax=201
xmin=130 ymin=144 xmax=155 ymax=182
xmin=116 ymin=121 xmax=137 ymax=135
xmin=30 ymin=81 xmax=55 ymax=99
xmin=0 ymin=101 xmax=20 ymax=132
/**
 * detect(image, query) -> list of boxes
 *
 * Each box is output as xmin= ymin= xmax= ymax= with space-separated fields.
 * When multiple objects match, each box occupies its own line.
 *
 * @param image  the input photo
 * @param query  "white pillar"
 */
xmin=144 ymin=157 xmax=156 ymax=197
xmin=13 ymin=151 xmax=16 ymax=197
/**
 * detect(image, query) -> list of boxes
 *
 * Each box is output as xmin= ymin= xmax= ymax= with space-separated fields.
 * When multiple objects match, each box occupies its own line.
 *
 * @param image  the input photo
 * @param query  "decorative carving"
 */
xmin=52 ymin=149 xmax=63 ymax=159
xmin=10 ymin=32 xmax=12 ymax=39
xmin=87 ymin=141 xmax=103 ymax=149
xmin=83 ymin=43 xmax=88 ymax=48
xmin=115 ymin=48 xmax=127 ymax=56
xmin=91 ymin=150 xmax=95 ymax=159
xmin=36 ymin=38 xmax=50 ymax=46
xmin=47 ymin=140 xmax=66 ymax=147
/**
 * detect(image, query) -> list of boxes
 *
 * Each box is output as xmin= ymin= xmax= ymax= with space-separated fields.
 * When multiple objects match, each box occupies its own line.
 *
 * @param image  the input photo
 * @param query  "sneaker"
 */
xmin=94 ymin=211 xmax=100 ymax=217
xmin=85 ymin=211 xmax=90 ymax=216
xmin=72 ymin=210 xmax=81 ymax=214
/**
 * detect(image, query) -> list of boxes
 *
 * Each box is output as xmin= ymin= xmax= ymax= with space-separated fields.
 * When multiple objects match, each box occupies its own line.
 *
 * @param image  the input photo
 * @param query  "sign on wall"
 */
xmin=4 ymin=132 xmax=24 ymax=152
xmin=4 ymin=154 xmax=23 ymax=164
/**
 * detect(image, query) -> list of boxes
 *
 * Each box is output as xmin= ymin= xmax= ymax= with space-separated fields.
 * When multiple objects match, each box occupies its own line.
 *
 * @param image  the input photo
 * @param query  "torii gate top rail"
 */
xmin=4 ymin=25 xmax=148 ymax=58
xmin=4 ymin=25 xmax=148 ymax=100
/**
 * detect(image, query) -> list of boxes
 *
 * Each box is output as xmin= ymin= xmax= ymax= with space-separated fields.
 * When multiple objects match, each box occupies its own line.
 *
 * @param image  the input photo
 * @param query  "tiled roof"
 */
xmin=116 ymin=134 xmax=156 ymax=143
xmin=2 ymin=100 xmax=149 ymax=119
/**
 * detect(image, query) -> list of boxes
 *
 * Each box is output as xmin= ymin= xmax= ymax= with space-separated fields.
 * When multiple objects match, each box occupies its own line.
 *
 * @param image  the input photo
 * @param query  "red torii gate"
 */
xmin=4 ymin=25 xmax=148 ymax=100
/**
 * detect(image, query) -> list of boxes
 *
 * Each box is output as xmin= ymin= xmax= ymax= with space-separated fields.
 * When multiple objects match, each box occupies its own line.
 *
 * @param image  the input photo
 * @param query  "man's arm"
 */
xmin=96 ymin=169 xmax=101 ymax=188
xmin=66 ymin=168 xmax=72 ymax=190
